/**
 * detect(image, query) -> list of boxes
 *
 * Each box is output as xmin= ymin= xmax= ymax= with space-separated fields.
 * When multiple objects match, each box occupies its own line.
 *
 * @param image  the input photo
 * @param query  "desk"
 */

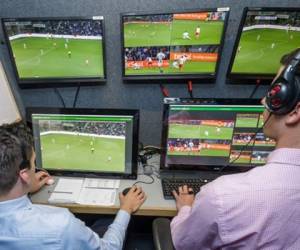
xmin=31 ymin=157 xmax=177 ymax=217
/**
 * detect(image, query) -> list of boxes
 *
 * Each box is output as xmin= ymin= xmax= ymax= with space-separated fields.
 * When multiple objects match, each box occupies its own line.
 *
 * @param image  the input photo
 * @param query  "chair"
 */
xmin=152 ymin=218 xmax=175 ymax=250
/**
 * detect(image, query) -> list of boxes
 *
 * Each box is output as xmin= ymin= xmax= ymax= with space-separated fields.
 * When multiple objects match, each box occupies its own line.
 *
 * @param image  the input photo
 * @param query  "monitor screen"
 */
xmin=26 ymin=108 xmax=139 ymax=179
xmin=160 ymin=98 xmax=276 ymax=171
xmin=2 ymin=17 xmax=106 ymax=88
xmin=121 ymin=8 xmax=229 ymax=80
xmin=227 ymin=7 xmax=300 ymax=84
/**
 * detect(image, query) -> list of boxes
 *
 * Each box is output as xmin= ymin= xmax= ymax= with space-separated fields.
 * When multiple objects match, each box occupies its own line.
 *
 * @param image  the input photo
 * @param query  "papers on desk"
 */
xmin=48 ymin=178 xmax=120 ymax=206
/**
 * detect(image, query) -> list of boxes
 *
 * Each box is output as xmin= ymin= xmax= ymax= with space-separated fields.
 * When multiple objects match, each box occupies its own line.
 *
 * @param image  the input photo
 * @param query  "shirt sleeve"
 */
xmin=170 ymin=183 xmax=223 ymax=250
xmin=62 ymin=209 xmax=130 ymax=250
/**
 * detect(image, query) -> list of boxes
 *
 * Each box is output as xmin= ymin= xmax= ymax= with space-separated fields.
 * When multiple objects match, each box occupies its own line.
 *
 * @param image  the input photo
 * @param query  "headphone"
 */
xmin=265 ymin=50 xmax=300 ymax=115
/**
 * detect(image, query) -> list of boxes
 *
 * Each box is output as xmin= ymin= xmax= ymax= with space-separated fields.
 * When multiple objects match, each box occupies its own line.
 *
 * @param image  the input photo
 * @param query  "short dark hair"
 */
xmin=0 ymin=122 xmax=33 ymax=195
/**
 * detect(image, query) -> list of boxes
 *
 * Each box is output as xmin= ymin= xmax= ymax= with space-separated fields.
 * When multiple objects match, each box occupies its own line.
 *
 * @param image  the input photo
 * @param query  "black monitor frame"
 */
xmin=26 ymin=107 xmax=139 ymax=179
xmin=2 ymin=16 xmax=107 ymax=88
xmin=227 ymin=7 xmax=300 ymax=85
xmin=120 ymin=8 xmax=230 ymax=83
xmin=160 ymin=98 xmax=274 ymax=173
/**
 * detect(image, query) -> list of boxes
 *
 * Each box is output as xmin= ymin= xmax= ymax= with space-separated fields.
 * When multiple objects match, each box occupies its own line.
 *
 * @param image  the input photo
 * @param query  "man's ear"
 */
xmin=286 ymin=102 xmax=300 ymax=125
xmin=19 ymin=168 xmax=31 ymax=185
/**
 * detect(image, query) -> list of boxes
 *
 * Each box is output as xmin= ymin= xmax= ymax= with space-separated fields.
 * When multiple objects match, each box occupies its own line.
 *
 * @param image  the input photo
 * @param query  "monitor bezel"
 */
xmin=226 ymin=7 xmax=300 ymax=85
xmin=26 ymin=107 xmax=139 ymax=179
xmin=120 ymin=8 xmax=230 ymax=83
xmin=1 ymin=16 xmax=107 ymax=89
xmin=160 ymin=98 xmax=273 ymax=172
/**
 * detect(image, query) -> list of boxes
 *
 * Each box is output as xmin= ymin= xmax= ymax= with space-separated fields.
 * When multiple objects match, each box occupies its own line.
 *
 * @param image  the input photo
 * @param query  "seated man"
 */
xmin=171 ymin=48 xmax=300 ymax=249
xmin=0 ymin=121 xmax=146 ymax=250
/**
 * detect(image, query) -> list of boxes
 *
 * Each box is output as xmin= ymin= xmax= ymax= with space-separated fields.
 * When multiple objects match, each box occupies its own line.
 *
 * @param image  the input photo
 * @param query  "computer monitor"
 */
xmin=121 ymin=8 xmax=229 ymax=81
xmin=2 ymin=17 xmax=106 ymax=88
xmin=160 ymin=98 xmax=276 ymax=172
xmin=26 ymin=107 xmax=139 ymax=179
xmin=227 ymin=7 xmax=300 ymax=84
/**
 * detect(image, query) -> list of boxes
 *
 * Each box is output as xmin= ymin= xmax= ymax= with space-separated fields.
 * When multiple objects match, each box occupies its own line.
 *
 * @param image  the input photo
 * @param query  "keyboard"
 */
xmin=161 ymin=178 xmax=213 ymax=200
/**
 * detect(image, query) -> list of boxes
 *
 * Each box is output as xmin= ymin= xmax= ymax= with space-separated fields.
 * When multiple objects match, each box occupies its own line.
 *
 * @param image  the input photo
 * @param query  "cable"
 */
xmin=132 ymin=174 xmax=155 ymax=186
xmin=187 ymin=80 xmax=193 ymax=98
xmin=219 ymin=113 xmax=272 ymax=172
xmin=54 ymin=88 xmax=66 ymax=108
xmin=249 ymin=79 xmax=261 ymax=98
xmin=73 ymin=85 xmax=81 ymax=108
xmin=159 ymin=83 xmax=169 ymax=97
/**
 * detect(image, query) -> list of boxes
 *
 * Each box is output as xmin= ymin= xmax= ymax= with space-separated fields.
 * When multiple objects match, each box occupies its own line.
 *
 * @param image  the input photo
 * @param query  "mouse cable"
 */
xmin=132 ymin=174 xmax=155 ymax=186
xmin=54 ymin=88 xmax=66 ymax=108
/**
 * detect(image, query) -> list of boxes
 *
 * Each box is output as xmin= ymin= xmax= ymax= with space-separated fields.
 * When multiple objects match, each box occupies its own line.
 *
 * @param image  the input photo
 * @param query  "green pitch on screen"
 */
xmin=124 ymin=20 xmax=224 ymax=47
xmin=11 ymin=37 xmax=104 ymax=78
xmin=168 ymin=124 xmax=233 ymax=140
xmin=232 ymin=29 xmax=300 ymax=74
xmin=235 ymin=117 xmax=259 ymax=127
xmin=40 ymin=134 xmax=125 ymax=172
xmin=168 ymin=148 xmax=230 ymax=157
xmin=125 ymin=61 xmax=216 ymax=75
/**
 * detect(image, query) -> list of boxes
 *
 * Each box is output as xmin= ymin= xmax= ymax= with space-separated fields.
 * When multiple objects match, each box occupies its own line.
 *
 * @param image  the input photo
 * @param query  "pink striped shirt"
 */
xmin=171 ymin=148 xmax=300 ymax=250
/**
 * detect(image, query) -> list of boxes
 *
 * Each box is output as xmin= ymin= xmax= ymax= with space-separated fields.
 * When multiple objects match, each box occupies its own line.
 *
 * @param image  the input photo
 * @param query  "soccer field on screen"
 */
xmin=40 ymin=134 xmax=125 ymax=172
xmin=168 ymin=124 xmax=233 ymax=140
xmin=124 ymin=20 xmax=224 ymax=47
xmin=11 ymin=37 xmax=104 ymax=78
xmin=125 ymin=61 xmax=216 ymax=75
xmin=168 ymin=148 xmax=230 ymax=157
xmin=232 ymin=29 xmax=300 ymax=74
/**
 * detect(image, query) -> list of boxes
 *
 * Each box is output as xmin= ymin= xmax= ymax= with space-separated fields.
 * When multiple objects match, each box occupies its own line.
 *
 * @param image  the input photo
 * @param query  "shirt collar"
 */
xmin=267 ymin=148 xmax=300 ymax=166
xmin=0 ymin=195 xmax=32 ymax=214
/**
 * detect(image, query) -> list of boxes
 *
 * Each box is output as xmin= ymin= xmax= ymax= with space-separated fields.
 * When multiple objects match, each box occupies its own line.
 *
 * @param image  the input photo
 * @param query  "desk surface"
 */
xmin=31 ymin=157 xmax=177 ymax=217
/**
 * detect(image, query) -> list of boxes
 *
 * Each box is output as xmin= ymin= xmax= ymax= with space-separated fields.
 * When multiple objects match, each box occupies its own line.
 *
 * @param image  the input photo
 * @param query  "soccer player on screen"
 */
xmin=271 ymin=43 xmax=275 ymax=49
xmin=157 ymin=51 xmax=166 ymax=73
xmin=195 ymin=26 xmax=201 ymax=39
xmin=68 ymin=51 xmax=72 ymax=58
xmin=182 ymin=31 xmax=191 ymax=40
xmin=172 ymin=60 xmax=179 ymax=69
xmin=132 ymin=62 xmax=141 ymax=70
xmin=124 ymin=55 xmax=128 ymax=69
xmin=65 ymin=43 xmax=68 ymax=49
xmin=188 ymin=141 xmax=194 ymax=154
xmin=23 ymin=43 xmax=27 ymax=49
xmin=146 ymin=56 xmax=153 ymax=67
xmin=91 ymin=147 xmax=95 ymax=153
xmin=178 ymin=55 xmax=187 ymax=71
xmin=85 ymin=59 xmax=89 ymax=65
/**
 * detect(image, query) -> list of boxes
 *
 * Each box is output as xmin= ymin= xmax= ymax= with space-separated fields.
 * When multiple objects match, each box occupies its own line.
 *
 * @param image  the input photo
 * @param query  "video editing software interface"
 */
xmin=122 ymin=8 xmax=229 ymax=78
xmin=162 ymin=101 xmax=276 ymax=170
xmin=31 ymin=113 xmax=135 ymax=175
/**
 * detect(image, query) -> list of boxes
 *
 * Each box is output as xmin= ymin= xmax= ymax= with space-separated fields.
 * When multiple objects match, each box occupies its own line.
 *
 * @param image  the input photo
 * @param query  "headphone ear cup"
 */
xmin=266 ymin=77 xmax=300 ymax=115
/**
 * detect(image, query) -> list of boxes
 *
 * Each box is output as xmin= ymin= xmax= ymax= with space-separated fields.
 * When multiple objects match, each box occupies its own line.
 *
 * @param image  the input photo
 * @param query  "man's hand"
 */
xmin=29 ymin=171 xmax=51 ymax=193
xmin=172 ymin=185 xmax=195 ymax=211
xmin=119 ymin=186 xmax=146 ymax=214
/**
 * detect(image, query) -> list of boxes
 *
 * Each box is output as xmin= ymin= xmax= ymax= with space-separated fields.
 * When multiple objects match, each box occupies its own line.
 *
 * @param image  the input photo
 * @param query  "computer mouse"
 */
xmin=46 ymin=178 xmax=55 ymax=185
xmin=122 ymin=187 xmax=131 ymax=196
